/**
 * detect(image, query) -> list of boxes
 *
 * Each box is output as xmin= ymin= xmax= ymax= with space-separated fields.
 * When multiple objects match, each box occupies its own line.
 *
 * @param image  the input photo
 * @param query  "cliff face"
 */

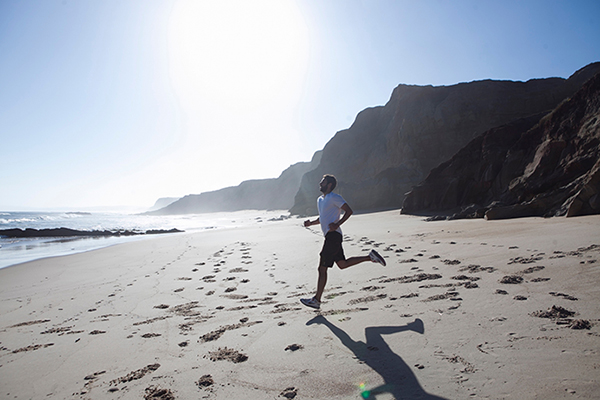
xmin=150 ymin=151 xmax=322 ymax=215
xmin=402 ymin=69 xmax=600 ymax=219
xmin=290 ymin=63 xmax=600 ymax=216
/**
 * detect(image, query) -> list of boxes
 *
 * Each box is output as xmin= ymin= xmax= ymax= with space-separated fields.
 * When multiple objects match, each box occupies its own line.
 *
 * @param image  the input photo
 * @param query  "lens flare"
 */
xmin=359 ymin=382 xmax=371 ymax=399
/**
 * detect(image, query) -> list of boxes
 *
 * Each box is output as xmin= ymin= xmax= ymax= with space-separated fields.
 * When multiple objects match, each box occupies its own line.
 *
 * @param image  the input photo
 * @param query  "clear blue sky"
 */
xmin=1 ymin=0 xmax=598 ymax=211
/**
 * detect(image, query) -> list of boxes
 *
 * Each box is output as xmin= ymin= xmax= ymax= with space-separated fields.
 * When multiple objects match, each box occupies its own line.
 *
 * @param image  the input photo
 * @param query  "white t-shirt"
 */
xmin=317 ymin=192 xmax=346 ymax=236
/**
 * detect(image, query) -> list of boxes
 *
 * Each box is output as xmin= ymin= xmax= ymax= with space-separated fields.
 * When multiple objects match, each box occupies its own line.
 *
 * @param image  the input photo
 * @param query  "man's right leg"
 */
xmin=301 ymin=264 xmax=327 ymax=309
xmin=315 ymin=265 xmax=328 ymax=303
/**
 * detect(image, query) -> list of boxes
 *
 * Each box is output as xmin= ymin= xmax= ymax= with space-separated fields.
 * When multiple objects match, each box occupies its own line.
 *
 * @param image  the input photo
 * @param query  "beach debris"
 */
xmin=207 ymin=347 xmax=248 ymax=363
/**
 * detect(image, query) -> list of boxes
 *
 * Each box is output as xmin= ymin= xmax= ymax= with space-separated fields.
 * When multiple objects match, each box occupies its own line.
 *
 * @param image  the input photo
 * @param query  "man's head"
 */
xmin=319 ymin=174 xmax=337 ymax=194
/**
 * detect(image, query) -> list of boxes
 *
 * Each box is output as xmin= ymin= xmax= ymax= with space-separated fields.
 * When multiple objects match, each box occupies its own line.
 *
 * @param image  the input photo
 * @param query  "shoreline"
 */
xmin=0 ymin=231 xmax=188 ymax=271
xmin=1 ymin=211 xmax=599 ymax=399
xmin=0 ymin=210 xmax=291 ymax=270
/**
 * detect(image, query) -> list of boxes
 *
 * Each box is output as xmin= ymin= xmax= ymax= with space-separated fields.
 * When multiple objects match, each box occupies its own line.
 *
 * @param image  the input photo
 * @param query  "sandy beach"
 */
xmin=1 ymin=210 xmax=599 ymax=399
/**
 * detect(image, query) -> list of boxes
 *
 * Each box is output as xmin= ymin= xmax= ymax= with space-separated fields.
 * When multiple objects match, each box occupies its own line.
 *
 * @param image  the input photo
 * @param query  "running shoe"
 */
xmin=300 ymin=297 xmax=321 ymax=309
xmin=369 ymin=249 xmax=386 ymax=266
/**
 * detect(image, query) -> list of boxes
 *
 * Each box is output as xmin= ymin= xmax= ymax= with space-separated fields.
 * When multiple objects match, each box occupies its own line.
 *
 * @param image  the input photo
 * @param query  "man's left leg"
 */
xmin=335 ymin=256 xmax=371 ymax=270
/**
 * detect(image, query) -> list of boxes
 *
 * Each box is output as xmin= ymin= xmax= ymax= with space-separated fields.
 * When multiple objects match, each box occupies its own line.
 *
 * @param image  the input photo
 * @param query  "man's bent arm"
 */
xmin=329 ymin=203 xmax=353 ymax=231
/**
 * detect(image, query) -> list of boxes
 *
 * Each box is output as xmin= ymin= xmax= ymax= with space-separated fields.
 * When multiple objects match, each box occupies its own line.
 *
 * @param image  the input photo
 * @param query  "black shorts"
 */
xmin=319 ymin=231 xmax=345 ymax=268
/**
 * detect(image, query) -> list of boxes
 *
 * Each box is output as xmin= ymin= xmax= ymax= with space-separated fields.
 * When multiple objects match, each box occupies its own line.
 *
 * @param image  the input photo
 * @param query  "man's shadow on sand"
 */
xmin=306 ymin=315 xmax=447 ymax=400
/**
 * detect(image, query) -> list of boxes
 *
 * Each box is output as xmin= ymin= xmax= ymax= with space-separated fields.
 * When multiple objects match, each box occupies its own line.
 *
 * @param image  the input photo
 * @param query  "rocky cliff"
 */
xmin=403 ymin=69 xmax=600 ymax=219
xmin=290 ymin=63 xmax=600 ymax=216
xmin=148 ymin=197 xmax=180 ymax=211
xmin=150 ymin=151 xmax=322 ymax=215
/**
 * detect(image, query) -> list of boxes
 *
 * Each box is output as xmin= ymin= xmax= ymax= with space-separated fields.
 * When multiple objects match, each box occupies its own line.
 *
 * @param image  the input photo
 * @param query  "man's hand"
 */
xmin=328 ymin=222 xmax=339 ymax=232
xmin=304 ymin=220 xmax=313 ymax=228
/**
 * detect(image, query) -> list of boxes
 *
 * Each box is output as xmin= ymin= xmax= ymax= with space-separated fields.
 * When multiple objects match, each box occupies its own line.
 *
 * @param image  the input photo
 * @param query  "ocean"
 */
xmin=0 ymin=210 xmax=288 ymax=269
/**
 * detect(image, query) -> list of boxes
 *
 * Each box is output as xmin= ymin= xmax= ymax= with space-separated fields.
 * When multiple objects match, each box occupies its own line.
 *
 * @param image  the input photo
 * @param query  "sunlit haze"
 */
xmin=1 ymin=0 xmax=599 ymax=211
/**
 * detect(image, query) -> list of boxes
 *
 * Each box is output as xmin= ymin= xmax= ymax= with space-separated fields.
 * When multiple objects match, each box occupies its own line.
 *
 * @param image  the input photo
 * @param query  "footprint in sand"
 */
xmin=11 ymin=343 xmax=54 ymax=353
xmin=197 ymin=374 xmax=214 ymax=389
xmin=549 ymin=292 xmax=578 ymax=301
xmin=140 ymin=333 xmax=161 ymax=338
xmin=280 ymin=387 xmax=298 ymax=399
xmin=144 ymin=385 xmax=174 ymax=400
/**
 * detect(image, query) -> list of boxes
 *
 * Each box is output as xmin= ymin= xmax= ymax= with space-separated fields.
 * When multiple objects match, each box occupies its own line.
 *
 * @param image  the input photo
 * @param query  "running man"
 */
xmin=300 ymin=174 xmax=386 ymax=309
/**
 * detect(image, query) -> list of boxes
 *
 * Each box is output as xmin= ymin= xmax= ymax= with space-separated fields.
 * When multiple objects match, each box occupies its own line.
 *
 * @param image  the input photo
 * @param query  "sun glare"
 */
xmin=164 ymin=0 xmax=311 ymax=192
xmin=169 ymin=0 xmax=309 ymax=108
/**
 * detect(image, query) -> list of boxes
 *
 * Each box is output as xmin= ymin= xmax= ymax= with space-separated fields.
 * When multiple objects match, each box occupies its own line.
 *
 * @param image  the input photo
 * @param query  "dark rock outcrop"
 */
xmin=290 ymin=63 xmax=600 ymax=216
xmin=150 ymin=152 xmax=322 ymax=215
xmin=0 ymin=228 xmax=183 ymax=238
xmin=402 ymin=69 xmax=600 ymax=219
